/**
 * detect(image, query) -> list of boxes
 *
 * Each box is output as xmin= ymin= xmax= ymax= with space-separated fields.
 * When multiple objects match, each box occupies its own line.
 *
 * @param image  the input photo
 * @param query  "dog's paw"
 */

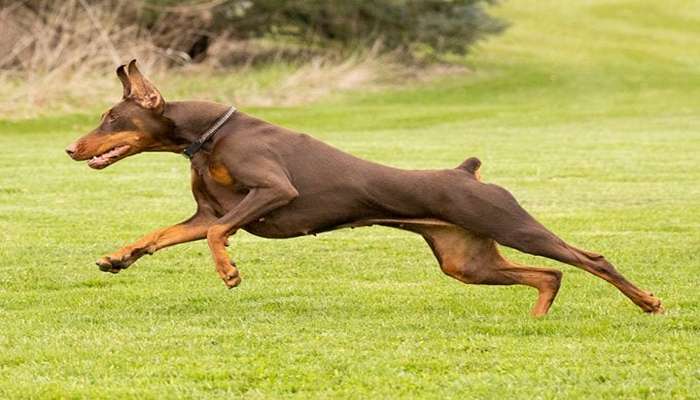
xmin=218 ymin=259 xmax=241 ymax=288
xmin=95 ymin=256 xmax=129 ymax=274
xmin=223 ymin=271 xmax=242 ymax=289
xmin=643 ymin=293 xmax=664 ymax=315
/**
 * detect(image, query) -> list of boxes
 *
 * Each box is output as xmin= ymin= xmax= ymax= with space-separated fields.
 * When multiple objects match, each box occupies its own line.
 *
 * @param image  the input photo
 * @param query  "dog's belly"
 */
xmin=243 ymin=215 xmax=344 ymax=239
xmin=243 ymin=219 xmax=314 ymax=238
xmin=243 ymin=212 xmax=365 ymax=239
xmin=242 ymin=195 xmax=382 ymax=239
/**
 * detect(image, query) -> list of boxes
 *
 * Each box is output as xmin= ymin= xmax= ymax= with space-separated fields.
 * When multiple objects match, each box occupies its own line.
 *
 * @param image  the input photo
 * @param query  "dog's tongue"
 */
xmin=87 ymin=145 xmax=129 ymax=169
xmin=87 ymin=155 xmax=111 ymax=169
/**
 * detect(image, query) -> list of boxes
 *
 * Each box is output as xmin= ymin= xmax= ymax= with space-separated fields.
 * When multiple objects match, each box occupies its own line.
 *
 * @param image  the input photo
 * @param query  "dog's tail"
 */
xmin=457 ymin=156 xmax=482 ymax=180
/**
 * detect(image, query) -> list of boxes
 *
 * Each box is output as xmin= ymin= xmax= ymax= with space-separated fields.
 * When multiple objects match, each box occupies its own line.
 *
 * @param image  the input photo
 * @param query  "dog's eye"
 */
xmin=107 ymin=113 xmax=118 ymax=123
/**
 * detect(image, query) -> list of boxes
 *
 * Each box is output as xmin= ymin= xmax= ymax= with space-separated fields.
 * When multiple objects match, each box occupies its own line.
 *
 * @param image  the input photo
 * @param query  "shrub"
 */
xmin=1 ymin=0 xmax=505 ymax=67
xmin=140 ymin=0 xmax=507 ymax=61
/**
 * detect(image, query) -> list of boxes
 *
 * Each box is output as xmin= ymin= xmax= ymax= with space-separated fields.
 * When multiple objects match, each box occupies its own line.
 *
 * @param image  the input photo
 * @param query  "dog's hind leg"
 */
xmin=350 ymin=219 xmax=563 ymax=316
xmin=417 ymin=222 xmax=563 ymax=316
xmin=439 ymin=180 xmax=663 ymax=314
xmin=494 ymin=224 xmax=663 ymax=314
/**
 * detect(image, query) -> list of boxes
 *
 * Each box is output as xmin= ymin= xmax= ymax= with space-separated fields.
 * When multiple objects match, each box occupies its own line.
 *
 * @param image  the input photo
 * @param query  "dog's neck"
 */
xmin=164 ymin=101 xmax=232 ymax=149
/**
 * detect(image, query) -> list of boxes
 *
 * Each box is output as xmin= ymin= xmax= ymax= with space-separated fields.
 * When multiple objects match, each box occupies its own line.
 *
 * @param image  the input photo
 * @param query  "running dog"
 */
xmin=65 ymin=60 xmax=663 ymax=316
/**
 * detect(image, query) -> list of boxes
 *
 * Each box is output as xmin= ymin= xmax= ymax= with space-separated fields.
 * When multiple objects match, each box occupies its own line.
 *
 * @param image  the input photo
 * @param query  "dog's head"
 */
xmin=65 ymin=60 xmax=177 ymax=169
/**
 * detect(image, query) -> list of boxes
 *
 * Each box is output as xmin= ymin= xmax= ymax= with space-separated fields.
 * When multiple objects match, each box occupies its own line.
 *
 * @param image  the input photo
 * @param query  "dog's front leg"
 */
xmin=96 ymin=212 xmax=216 ymax=274
xmin=207 ymin=186 xmax=298 ymax=288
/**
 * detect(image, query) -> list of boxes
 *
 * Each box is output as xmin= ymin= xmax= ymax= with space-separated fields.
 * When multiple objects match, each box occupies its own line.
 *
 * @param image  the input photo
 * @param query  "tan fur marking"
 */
xmin=208 ymin=162 xmax=234 ymax=186
xmin=78 ymin=130 xmax=143 ymax=156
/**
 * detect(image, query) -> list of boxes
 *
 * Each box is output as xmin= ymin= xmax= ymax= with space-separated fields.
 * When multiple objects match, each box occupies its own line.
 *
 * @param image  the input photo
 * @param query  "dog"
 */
xmin=65 ymin=60 xmax=663 ymax=316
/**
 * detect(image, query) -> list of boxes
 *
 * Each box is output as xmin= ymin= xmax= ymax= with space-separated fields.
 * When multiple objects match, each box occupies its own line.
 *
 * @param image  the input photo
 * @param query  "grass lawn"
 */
xmin=1 ymin=1 xmax=699 ymax=398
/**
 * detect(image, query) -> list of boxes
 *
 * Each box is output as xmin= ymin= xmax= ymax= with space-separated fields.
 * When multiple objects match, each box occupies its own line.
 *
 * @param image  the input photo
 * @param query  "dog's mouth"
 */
xmin=87 ymin=145 xmax=131 ymax=169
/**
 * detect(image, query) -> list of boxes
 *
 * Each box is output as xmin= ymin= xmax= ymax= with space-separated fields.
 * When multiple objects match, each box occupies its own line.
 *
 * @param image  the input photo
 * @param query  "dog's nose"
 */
xmin=65 ymin=143 xmax=77 ymax=157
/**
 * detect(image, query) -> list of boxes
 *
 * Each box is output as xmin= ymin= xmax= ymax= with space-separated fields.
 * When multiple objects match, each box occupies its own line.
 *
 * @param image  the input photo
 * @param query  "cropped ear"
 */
xmin=126 ymin=59 xmax=165 ymax=113
xmin=116 ymin=64 xmax=130 ymax=98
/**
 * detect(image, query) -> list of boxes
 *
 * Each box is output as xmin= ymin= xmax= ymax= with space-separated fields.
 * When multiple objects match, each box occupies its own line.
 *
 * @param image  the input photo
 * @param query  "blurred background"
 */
xmin=0 ymin=0 xmax=506 ymax=116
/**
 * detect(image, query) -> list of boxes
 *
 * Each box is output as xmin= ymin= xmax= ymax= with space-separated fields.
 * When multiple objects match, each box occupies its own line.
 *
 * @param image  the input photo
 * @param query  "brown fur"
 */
xmin=66 ymin=61 xmax=663 ymax=316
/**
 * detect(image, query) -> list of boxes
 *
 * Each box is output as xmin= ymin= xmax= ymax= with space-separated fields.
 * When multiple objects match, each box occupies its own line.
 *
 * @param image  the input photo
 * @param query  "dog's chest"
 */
xmin=207 ymin=161 xmax=235 ymax=187
xmin=192 ymin=155 xmax=237 ymax=189
xmin=191 ymin=158 xmax=247 ymax=215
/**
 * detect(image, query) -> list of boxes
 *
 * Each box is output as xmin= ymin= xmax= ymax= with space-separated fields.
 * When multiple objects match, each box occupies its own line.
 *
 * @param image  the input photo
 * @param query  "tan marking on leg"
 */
xmin=371 ymin=218 xmax=563 ymax=316
xmin=206 ymin=224 xmax=241 ymax=288
xmin=208 ymin=162 xmax=235 ymax=186
xmin=96 ymin=221 xmax=212 ymax=273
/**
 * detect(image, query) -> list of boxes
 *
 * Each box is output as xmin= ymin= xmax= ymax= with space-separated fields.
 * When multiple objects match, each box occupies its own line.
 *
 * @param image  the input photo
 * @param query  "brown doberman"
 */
xmin=65 ymin=60 xmax=663 ymax=316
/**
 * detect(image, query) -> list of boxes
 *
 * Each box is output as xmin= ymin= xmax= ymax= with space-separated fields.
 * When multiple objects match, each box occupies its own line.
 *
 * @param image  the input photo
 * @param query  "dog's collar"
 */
xmin=183 ymin=106 xmax=237 ymax=159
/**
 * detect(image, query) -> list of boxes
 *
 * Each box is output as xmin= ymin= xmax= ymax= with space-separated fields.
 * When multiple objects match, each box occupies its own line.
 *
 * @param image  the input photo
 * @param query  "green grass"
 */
xmin=1 ymin=1 xmax=699 ymax=398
